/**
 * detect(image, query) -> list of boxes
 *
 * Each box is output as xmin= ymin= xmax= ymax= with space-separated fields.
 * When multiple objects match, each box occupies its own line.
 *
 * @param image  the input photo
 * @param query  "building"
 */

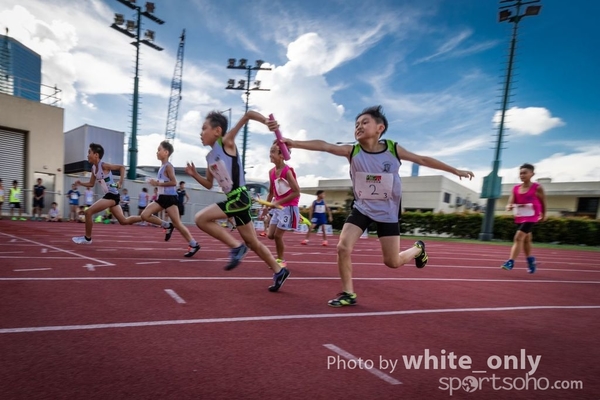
xmin=300 ymin=175 xmax=482 ymax=213
xmin=64 ymin=125 xmax=125 ymax=174
xmin=0 ymin=33 xmax=41 ymax=102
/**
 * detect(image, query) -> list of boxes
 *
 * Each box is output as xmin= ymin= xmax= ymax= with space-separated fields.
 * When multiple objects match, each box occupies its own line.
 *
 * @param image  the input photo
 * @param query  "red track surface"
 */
xmin=1 ymin=220 xmax=599 ymax=399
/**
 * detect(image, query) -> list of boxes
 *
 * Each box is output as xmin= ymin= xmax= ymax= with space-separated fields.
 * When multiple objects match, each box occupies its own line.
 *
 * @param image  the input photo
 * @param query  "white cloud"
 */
xmin=492 ymin=106 xmax=565 ymax=136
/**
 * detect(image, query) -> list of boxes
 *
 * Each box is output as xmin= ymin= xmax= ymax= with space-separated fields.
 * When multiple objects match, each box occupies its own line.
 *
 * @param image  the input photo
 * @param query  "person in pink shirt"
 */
xmin=260 ymin=141 xmax=301 ymax=269
xmin=502 ymin=163 xmax=547 ymax=273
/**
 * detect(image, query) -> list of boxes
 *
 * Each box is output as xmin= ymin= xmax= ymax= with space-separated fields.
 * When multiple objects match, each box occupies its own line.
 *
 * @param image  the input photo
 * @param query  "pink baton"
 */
xmin=269 ymin=114 xmax=291 ymax=161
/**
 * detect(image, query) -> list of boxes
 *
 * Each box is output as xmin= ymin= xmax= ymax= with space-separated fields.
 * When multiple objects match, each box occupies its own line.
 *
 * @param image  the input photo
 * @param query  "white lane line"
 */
xmin=0 ymin=277 xmax=599 ymax=284
xmin=0 ymin=232 xmax=115 ymax=267
xmin=323 ymin=343 xmax=402 ymax=385
xmin=13 ymin=268 xmax=52 ymax=272
xmin=136 ymin=261 xmax=161 ymax=265
xmin=0 ymin=251 xmax=25 ymax=254
xmin=0 ymin=305 xmax=598 ymax=334
xmin=164 ymin=289 xmax=186 ymax=304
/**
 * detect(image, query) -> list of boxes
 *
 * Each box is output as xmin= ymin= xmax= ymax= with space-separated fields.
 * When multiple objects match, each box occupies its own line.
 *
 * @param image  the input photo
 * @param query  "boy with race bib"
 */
xmin=72 ymin=143 xmax=142 ymax=244
xmin=502 ymin=163 xmax=547 ymax=273
xmin=280 ymin=105 xmax=474 ymax=307
xmin=185 ymin=110 xmax=290 ymax=292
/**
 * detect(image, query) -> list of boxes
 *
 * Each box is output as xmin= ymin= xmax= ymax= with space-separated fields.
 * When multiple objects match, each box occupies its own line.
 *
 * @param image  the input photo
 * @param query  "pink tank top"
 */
xmin=269 ymin=165 xmax=299 ymax=207
xmin=512 ymin=182 xmax=541 ymax=223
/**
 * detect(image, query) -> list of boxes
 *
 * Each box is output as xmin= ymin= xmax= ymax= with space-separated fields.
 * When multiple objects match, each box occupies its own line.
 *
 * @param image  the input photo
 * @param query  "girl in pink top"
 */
xmin=261 ymin=142 xmax=301 ymax=268
xmin=502 ymin=163 xmax=547 ymax=273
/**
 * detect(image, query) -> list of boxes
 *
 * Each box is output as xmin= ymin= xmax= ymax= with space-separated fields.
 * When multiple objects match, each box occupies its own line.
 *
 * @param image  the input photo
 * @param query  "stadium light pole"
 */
xmin=110 ymin=0 xmax=164 ymax=180
xmin=226 ymin=58 xmax=271 ymax=172
xmin=479 ymin=0 xmax=542 ymax=241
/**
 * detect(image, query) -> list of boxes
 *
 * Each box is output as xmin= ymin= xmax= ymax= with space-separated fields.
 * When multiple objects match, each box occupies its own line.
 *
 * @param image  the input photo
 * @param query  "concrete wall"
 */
xmin=0 ymin=92 xmax=64 ymax=212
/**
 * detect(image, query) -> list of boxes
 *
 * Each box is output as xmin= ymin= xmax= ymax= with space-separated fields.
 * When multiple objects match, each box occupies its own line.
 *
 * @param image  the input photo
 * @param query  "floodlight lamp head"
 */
xmin=255 ymin=60 xmax=264 ymax=68
xmin=144 ymin=30 xmax=155 ymax=41
xmin=114 ymin=14 xmax=125 ymax=25
xmin=126 ymin=20 xmax=136 ymax=31
xmin=226 ymin=79 xmax=235 ymax=89
xmin=525 ymin=5 xmax=541 ymax=16
xmin=145 ymin=2 xmax=155 ymax=13
xmin=499 ymin=9 xmax=511 ymax=22
xmin=239 ymin=58 xmax=247 ymax=68
xmin=237 ymin=79 xmax=246 ymax=89
xmin=227 ymin=58 xmax=236 ymax=68
xmin=253 ymin=80 xmax=261 ymax=89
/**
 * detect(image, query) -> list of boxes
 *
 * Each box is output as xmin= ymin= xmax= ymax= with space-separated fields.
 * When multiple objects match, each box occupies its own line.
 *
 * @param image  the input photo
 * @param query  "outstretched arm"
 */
xmin=537 ymin=185 xmax=547 ymax=221
xmin=222 ymin=110 xmax=270 ymax=155
xmin=396 ymin=144 xmax=474 ymax=180
xmin=283 ymin=139 xmax=352 ymax=159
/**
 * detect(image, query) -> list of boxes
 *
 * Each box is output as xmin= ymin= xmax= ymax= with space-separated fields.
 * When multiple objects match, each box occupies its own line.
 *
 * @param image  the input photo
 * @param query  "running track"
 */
xmin=0 ymin=220 xmax=599 ymax=399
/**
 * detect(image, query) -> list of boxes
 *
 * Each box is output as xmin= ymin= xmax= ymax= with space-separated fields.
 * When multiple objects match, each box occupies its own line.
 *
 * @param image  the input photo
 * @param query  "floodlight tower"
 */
xmin=225 ymin=58 xmax=271 ymax=171
xmin=110 ymin=0 xmax=164 ymax=180
xmin=479 ymin=0 xmax=542 ymax=241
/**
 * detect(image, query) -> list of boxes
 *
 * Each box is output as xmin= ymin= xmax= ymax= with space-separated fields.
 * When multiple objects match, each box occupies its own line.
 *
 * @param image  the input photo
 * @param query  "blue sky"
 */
xmin=1 ymin=0 xmax=599 ymax=201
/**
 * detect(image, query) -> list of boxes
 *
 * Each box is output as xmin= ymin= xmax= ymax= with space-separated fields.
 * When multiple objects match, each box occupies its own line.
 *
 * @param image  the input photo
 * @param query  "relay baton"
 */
xmin=269 ymin=114 xmax=291 ymax=161
xmin=255 ymin=198 xmax=283 ymax=209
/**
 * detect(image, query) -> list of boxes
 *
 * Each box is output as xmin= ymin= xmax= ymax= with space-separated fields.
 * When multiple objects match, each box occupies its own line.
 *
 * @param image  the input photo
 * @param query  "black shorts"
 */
xmin=156 ymin=195 xmax=179 ymax=210
xmin=217 ymin=186 xmax=252 ymax=226
xmin=33 ymin=198 xmax=45 ymax=208
xmin=516 ymin=222 xmax=536 ymax=234
xmin=103 ymin=192 xmax=120 ymax=206
xmin=178 ymin=203 xmax=185 ymax=216
xmin=10 ymin=202 xmax=20 ymax=209
xmin=122 ymin=204 xmax=130 ymax=212
xmin=345 ymin=207 xmax=400 ymax=237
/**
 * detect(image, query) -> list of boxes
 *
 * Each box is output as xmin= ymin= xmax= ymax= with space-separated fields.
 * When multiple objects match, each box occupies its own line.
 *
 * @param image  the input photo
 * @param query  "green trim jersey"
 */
xmin=206 ymin=138 xmax=245 ymax=195
xmin=92 ymin=160 xmax=119 ymax=195
xmin=350 ymin=139 xmax=402 ymax=223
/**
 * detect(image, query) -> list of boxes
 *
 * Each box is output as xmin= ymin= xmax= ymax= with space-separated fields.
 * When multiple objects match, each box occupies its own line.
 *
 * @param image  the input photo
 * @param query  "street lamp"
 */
xmin=479 ymin=0 xmax=542 ymax=241
xmin=110 ymin=0 xmax=164 ymax=180
xmin=226 ymin=58 xmax=271 ymax=171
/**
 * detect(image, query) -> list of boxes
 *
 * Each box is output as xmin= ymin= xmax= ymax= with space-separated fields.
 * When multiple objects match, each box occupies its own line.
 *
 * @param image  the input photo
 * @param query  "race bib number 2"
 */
xmin=355 ymin=172 xmax=393 ymax=200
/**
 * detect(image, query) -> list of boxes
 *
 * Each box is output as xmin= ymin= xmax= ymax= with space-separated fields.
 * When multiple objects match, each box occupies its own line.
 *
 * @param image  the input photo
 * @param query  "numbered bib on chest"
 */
xmin=210 ymin=159 xmax=233 ymax=194
xmin=70 ymin=193 xmax=78 ymax=200
xmin=513 ymin=203 xmax=534 ymax=217
xmin=355 ymin=172 xmax=393 ymax=200
xmin=315 ymin=204 xmax=326 ymax=213
xmin=275 ymin=178 xmax=291 ymax=196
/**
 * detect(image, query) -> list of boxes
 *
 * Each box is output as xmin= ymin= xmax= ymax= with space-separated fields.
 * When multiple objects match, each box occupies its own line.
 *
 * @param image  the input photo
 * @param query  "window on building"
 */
xmin=577 ymin=197 xmax=599 ymax=216
xmin=443 ymin=192 xmax=451 ymax=203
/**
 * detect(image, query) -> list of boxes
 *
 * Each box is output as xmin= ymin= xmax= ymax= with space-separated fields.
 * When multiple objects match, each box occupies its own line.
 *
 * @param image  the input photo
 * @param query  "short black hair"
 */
xmin=316 ymin=190 xmax=324 ymax=196
xmin=89 ymin=143 xmax=105 ymax=159
xmin=160 ymin=140 xmax=174 ymax=156
xmin=356 ymin=105 xmax=388 ymax=135
xmin=179 ymin=181 xmax=185 ymax=185
xmin=520 ymin=163 xmax=535 ymax=172
xmin=206 ymin=111 xmax=229 ymax=136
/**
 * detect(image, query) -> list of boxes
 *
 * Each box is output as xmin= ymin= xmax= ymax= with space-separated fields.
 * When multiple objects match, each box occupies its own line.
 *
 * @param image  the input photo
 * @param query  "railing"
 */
xmin=0 ymin=74 xmax=62 ymax=106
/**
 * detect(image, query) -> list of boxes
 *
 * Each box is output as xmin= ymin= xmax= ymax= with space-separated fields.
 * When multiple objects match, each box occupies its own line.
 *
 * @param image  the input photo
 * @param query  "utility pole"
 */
xmin=479 ymin=0 xmax=542 ymax=241
xmin=225 ymin=58 xmax=271 ymax=172
xmin=110 ymin=0 xmax=164 ymax=180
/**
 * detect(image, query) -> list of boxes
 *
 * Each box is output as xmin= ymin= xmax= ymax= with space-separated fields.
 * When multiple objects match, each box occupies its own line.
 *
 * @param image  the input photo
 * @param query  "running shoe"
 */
xmin=501 ymin=260 xmax=514 ymax=271
xmin=414 ymin=240 xmax=428 ymax=268
xmin=322 ymin=240 xmax=328 ymax=246
xmin=328 ymin=292 xmax=357 ymax=307
xmin=72 ymin=236 xmax=92 ymax=245
xmin=224 ymin=244 xmax=248 ymax=270
xmin=301 ymin=239 xmax=309 ymax=245
xmin=164 ymin=223 xmax=175 ymax=242
xmin=527 ymin=257 xmax=536 ymax=274
xmin=184 ymin=244 xmax=201 ymax=258
xmin=268 ymin=268 xmax=290 ymax=292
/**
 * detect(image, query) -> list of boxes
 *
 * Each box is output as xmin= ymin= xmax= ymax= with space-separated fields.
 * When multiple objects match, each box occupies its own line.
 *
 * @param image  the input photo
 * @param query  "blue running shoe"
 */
xmin=501 ymin=260 xmax=514 ymax=271
xmin=268 ymin=267 xmax=290 ymax=292
xmin=527 ymin=256 xmax=536 ymax=274
xmin=225 ymin=244 xmax=248 ymax=270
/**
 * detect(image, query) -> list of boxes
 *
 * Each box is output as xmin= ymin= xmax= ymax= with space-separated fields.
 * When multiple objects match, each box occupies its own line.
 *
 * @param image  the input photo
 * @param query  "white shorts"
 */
xmin=270 ymin=205 xmax=299 ymax=231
